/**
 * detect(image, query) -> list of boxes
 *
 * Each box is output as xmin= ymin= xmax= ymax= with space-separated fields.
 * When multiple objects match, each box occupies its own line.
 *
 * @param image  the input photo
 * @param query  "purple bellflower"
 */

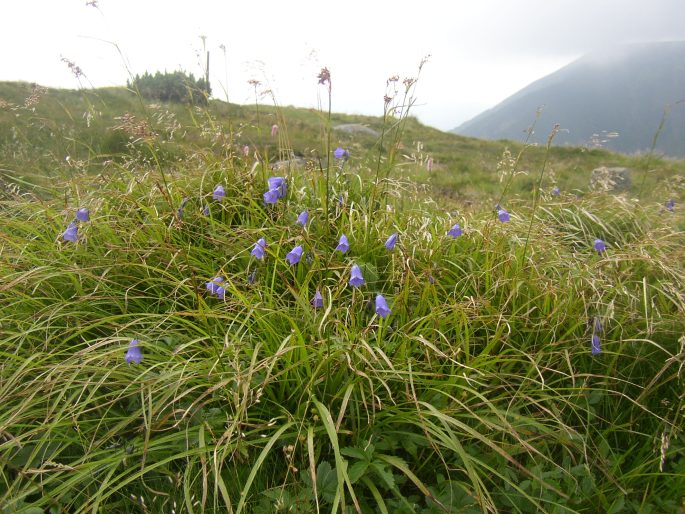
xmin=202 ymin=205 xmax=210 ymax=216
xmin=349 ymin=264 xmax=365 ymax=287
xmin=497 ymin=209 xmax=510 ymax=222
xmin=385 ymin=233 xmax=398 ymax=250
xmin=206 ymin=276 xmax=226 ymax=299
xmin=594 ymin=239 xmax=606 ymax=254
xmin=125 ymin=339 xmax=143 ymax=364
xmin=666 ymin=199 xmax=675 ymax=212
xmin=312 ymin=289 xmax=324 ymax=309
xmin=591 ymin=334 xmax=601 ymax=355
xmin=286 ymin=245 xmax=303 ymax=266
xmin=213 ymin=185 xmax=226 ymax=200
xmin=552 ymin=187 xmax=560 ymax=196
xmin=448 ymin=224 xmax=462 ymax=238
xmin=334 ymin=147 xmax=350 ymax=160
xmin=76 ymin=208 xmax=90 ymax=222
xmin=62 ymin=222 xmax=78 ymax=242
xmin=297 ymin=210 xmax=309 ymax=226
xmin=336 ymin=234 xmax=350 ymax=253
xmin=375 ymin=294 xmax=391 ymax=318
xmin=252 ymin=238 xmax=266 ymax=259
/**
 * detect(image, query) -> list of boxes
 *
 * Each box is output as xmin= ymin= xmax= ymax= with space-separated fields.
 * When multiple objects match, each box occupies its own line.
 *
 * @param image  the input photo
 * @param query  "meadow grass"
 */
xmin=1 ymin=76 xmax=685 ymax=513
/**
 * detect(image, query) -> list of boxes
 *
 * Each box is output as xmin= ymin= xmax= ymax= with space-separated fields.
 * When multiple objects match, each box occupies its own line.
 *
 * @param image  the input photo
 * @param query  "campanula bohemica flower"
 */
xmin=76 ymin=208 xmax=90 ymax=222
xmin=286 ymin=245 xmax=303 ymax=266
xmin=385 ymin=233 xmax=398 ymax=250
xmin=375 ymin=294 xmax=391 ymax=318
xmin=125 ymin=339 xmax=143 ymax=364
xmin=349 ymin=265 xmax=365 ymax=287
xmin=62 ymin=222 xmax=78 ymax=242
xmin=252 ymin=238 xmax=266 ymax=259
xmin=448 ymin=224 xmax=462 ymax=238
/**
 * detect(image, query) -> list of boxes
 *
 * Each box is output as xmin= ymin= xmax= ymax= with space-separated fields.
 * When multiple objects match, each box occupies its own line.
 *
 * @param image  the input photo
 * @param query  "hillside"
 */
xmin=452 ymin=42 xmax=685 ymax=157
xmin=2 ymin=80 xmax=684 ymax=207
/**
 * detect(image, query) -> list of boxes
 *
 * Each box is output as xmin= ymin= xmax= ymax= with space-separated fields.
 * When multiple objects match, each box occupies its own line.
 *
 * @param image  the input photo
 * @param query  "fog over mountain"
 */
xmin=452 ymin=42 xmax=685 ymax=156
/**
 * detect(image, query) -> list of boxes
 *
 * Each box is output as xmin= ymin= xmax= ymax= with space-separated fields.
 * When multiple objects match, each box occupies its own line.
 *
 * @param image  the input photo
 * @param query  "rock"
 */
xmin=333 ymin=123 xmax=379 ymax=137
xmin=590 ymin=166 xmax=632 ymax=192
xmin=271 ymin=157 xmax=309 ymax=171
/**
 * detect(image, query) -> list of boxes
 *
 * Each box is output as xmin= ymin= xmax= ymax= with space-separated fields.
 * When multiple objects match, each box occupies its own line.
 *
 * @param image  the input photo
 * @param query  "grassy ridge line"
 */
xmin=1 ymin=131 xmax=684 ymax=514
xmin=1 ymin=80 xmax=684 ymax=207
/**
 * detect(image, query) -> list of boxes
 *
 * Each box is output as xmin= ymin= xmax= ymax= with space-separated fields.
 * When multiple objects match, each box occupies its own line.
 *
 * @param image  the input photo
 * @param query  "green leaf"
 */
xmin=348 ymin=460 xmax=369 ymax=484
xmin=341 ymin=446 xmax=368 ymax=461
xmin=317 ymin=461 xmax=338 ymax=504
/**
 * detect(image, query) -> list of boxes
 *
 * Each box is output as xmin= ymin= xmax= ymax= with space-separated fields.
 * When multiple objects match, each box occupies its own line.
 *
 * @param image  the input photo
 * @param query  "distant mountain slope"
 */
xmin=452 ymin=42 xmax=685 ymax=156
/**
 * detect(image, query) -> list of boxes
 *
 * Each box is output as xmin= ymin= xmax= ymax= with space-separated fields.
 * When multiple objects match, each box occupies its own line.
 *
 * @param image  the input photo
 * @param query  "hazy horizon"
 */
xmin=3 ymin=0 xmax=685 ymax=130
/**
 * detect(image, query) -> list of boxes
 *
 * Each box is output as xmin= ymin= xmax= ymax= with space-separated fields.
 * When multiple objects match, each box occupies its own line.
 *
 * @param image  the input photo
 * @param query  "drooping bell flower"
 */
xmin=125 ymin=339 xmax=143 ymax=364
xmin=375 ymin=294 xmax=391 ymax=318
xmin=252 ymin=238 xmax=266 ymax=259
xmin=334 ymin=147 xmax=350 ymax=160
xmin=62 ymin=222 xmax=78 ymax=242
xmin=552 ymin=187 xmax=560 ymax=196
xmin=213 ymin=185 xmax=226 ymax=200
xmin=349 ymin=264 xmax=365 ymax=287
xmin=312 ymin=289 xmax=324 ymax=309
xmin=206 ymin=276 xmax=226 ymax=299
xmin=591 ymin=334 xmax=601 ymax=355
xmin=296 ymin=210 xmax=309 ymax=226
xmin=76 ymin=208 xmax=90 ymax=222
xmin=497 ymin=209 xmax=510 ymax=222
xmin=385 ymin=233 xmax=398 ymax=250
xmin=202 ymin=205 xmax=210 ymax=216
xmin=666 ymin=199 xmax=675 ymax=212
xmin=264 ymin=176 xmax=287 ymax=204
xmin=594 ymin=239 xmax=606 ymax=254
xmin=336 ymin=234 xmax=350 ymax=253
xmin=447 ymin=224 xmax=462 ymax=238
xmin=286 ymin=245 xmax=303 ymax=266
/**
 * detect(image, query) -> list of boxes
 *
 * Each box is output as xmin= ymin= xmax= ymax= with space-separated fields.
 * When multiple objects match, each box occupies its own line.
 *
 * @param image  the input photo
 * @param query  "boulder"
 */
xmin=590 ymin=166 xmax=632 ymax=192
xmin=333 ymin=123 xmax=379 ymax=137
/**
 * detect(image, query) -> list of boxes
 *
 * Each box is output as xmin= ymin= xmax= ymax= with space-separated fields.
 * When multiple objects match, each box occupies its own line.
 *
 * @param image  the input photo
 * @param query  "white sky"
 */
xmin=2 ymin=0 xmax=684 ymax=130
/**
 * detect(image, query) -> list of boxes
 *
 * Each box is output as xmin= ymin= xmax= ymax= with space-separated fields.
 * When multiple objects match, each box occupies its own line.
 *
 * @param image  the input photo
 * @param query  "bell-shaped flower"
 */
xmin=448 ymin=224 xmax=462 ymax=238
xmin=666 ymin=199 xmax=675 ymax=212
xmin=591 ymin=334 xmax=601 ymax=355
xmin=125 ymin=339 xmax=143 ymax=364
xmin=336 ymin=234 xmax=350 ymax=253
xmin=296 ymin=210 xmax=309 ymax=226
xmin=202 ymin=205 xmax=210 ymax=216
xmin=252 ymin=238 xmax=266 ymax=259
xmin=552 ymin=187 xmax=560 ymax=196
xmin=213 ymin=185 xmax=226 ymax=200
xmin=375 ymin=294 xmax=391 ymax=318
xmin=267 ymin=176 xmax=287 ymax=199
xmin=312 ymin=289 xmax=324 ymax=309
xmin=286 ymin=245 xmax=303 ymax=266
xmin=76 ymin=208 xmax=90 ymax=222
xmin=206 ymin=276 xmax=226 ymax=299
xmin=62 ymin=222 xmax=78 ymax=242
xmin=349 ymin=264 xmax=365 ymax=287
xmin=594 ymin=239 xmax=606 ymax=253
xmin=497 ymin=209 xmax=510 ymax=222
xmin=334 ymin=147 xmax=350 ymax=160
xmin=385 ymin=233 xmax=398 ymax=250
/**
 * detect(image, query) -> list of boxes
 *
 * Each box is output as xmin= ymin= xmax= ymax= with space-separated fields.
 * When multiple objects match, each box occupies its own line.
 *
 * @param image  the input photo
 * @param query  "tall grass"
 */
xmin=1 ymin=69 xmax=684 ymax=514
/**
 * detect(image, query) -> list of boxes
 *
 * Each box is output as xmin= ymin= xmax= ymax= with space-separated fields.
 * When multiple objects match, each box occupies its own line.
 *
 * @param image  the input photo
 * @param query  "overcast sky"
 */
xmin=2 ymin=0 xmax=684 ymax=130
